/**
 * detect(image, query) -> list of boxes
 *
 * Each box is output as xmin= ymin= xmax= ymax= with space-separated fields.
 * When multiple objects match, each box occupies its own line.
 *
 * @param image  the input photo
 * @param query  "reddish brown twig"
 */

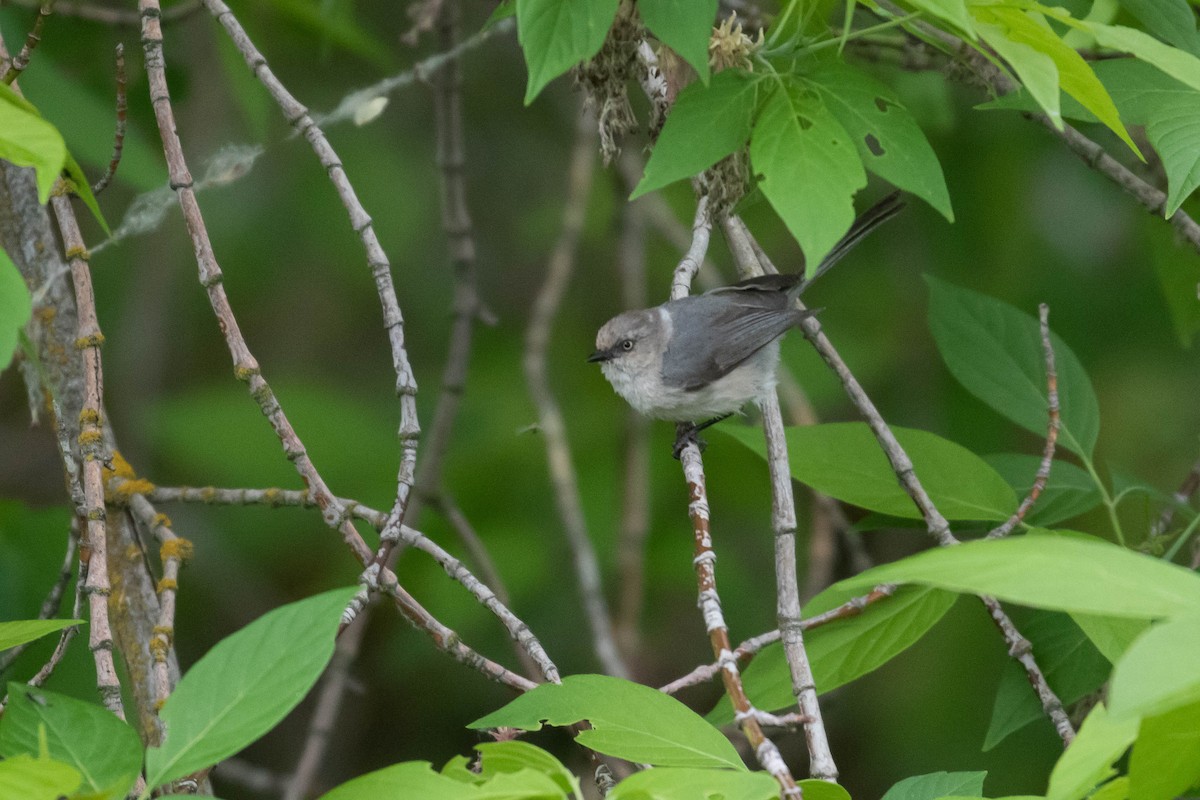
xmin=91 ymin=43 xmax=127 ymax=195
xmin=988 ymin=304 xmax=1059 ymax=539
xmin=2 ymin=4 xmax=52 ymax=85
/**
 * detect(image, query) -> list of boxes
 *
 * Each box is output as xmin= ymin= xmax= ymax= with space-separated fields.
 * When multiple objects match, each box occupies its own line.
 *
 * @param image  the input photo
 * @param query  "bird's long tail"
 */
xmin=791 ymin=191 xmax=905 ymax=296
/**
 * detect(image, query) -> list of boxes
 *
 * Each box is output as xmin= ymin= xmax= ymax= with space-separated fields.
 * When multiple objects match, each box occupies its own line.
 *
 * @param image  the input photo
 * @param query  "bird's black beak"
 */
xmin=587 ymin=349 xmax=612 ymax=364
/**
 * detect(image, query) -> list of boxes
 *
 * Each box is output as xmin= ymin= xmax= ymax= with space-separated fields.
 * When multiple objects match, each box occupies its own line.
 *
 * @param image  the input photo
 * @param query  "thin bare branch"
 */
xmin=91 ymin=43 xmax=128 ymax=195
xmin=723 ymin=214 xmax=838 ymax=781
xmin=7 ymin=0 xmax=200 ymax=26
xmin=660 ymin=585 xmax=896 ymax=694
xmin=49 ymin=190 xmax=125 ymax=719
xmin=614 ymin=182 xmax=651 ymax=660
xmin=988 ymin=304 xmax=1059 ymax=539
xmin=198 ymin=0 xmax=422 ymax=582
xmin=523 ymin=110 xmax=629 ymax=679
xmin=677 ymin=432 xmax=799 ymax=796
xmin=2 ymin=3 xmax=52 ymax=85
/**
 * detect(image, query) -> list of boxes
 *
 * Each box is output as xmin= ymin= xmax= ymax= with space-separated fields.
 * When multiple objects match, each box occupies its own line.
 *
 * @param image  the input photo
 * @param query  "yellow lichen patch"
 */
xmin=102 ymin=452 xmax=137 ymax=488
xmin=263 ymin=487 xmax=282 ymax=505
xmin=73 ymin=332 xmax=105 ymax=349
xmin=149 ymin=637 xmax=171 ymax=661
xmin=110 ymin=478 xmax=155 ymax=502
xmin=160 ymin=537 xmax=194 ymax=562
xmin=77 ymin=429 xmax=103 ymax=446
xmin=152 ymin=513 xmax=172 ymax=529
xmin=79 ymin=408 xmax=102 ymax=426
xmin=156 ymin=577 xmax=178 ymax=593
xmin=35 ymin=306 xmax=56 ymax=324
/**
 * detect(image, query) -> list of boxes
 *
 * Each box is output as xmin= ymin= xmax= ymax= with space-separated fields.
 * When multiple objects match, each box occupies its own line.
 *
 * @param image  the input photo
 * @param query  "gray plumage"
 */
xmin=589 ymin=193 xmax=903 ymax=422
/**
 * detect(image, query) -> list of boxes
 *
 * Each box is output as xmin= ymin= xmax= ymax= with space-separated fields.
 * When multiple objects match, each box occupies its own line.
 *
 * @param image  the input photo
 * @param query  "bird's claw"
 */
xmin=673 ymin=423 xmax=707 ymax=460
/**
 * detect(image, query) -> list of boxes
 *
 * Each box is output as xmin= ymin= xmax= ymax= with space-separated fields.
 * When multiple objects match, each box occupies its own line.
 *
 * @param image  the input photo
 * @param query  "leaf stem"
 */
xmin=1080 ymin=455 xmax=1126 ymax=546
xmin=807 ymin=11 xmax=925 ymax=53
xmin=1162 ymin=510 xmax=1200 ymax=563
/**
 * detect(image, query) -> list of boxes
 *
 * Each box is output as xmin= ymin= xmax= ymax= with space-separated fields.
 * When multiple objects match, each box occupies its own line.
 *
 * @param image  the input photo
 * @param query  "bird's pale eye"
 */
xmin=621 ymin=339 xmax=634 ymax=351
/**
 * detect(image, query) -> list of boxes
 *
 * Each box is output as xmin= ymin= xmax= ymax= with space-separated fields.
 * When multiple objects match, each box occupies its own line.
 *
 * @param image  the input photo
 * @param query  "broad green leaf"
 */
xmin=837 ymin=536 xmax=1200 ymax=619
xmin=983 ymin=455 xmax=1102 ymax=526
xmin=926 ymin=276 xmax=1101 ymax=459
xmin=1046 ymin=704 xmax=1138 ymax=800
xmin=906 ymin=0 xmax=977 ymax=39
xmin=1109 ymin=615 xmax=1200 ymax=719
xmin=0 ymin=684 xmax=141 ymax=799
xmin=0 ymin=754 xmax=80 ymax=800
xmin=0 ymin=83 xmax=66 ymax=204
xmin=984 ymin=611 xmax=1110 ymax=750
xmin=607 ymin=767 xmax=779 ymax=800
xmin=881 ymin=771 xmax=987 ymax=800
xmin=1128 ymin=699 xmax=1200 ymax=800
xmin=708 ymin=585 xmax=957 ymax=724
xmin=1070 ymin=613 xmax=1151 ymax=663
xmin=1115 ymin=0 xmax=1200 ymax=55
xmin=632 ymin=70 xmax=758 ymax=199
xmin=639 ymin=0 xmax=717 ymax=82
xmin=805 ymin=63 xmax=953 ymax=220
xmin=974 ymin=13 xmax=1062 ymax=125
xmin=749 ymin=81 xmax=866 ymax=272
xmin=517 ymin=0 xmax=620 ymax=104
xmin=0 ymin=248 xmax=31 ymax=373
xmin=0 ymin=619 xmax=80 ymax=653
xmin=973 ymin=6 xmax=1139 ymax=153
xmin=318 ymin=761 xmax=480 ymax=800
xmin=475 ymin=741 xmax=581 ymax=798
xmin=1085 ymin=21 xmax=1200 ymax=93
xmin=720 ymin=423 xmax=1018 ymax=521
xmin=1089 ymin=777 xmax=1129 ymax=800
xmin=145 ymin=586 xmax=360 ymax=789
xmin=470 ymin=674 xmax=744 ymax=770
xmin=795 ymin=782 xmax=853 ymax=800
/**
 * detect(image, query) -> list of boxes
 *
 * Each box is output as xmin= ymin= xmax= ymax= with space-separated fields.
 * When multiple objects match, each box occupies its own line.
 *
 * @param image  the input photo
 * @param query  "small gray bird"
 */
xmin=589 ymin=193 xmax=903 ymax=427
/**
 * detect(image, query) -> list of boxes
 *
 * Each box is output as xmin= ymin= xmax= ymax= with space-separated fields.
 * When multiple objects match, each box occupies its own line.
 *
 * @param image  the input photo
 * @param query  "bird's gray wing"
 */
xmin=661 ymin=296 xmax=807 ymax=390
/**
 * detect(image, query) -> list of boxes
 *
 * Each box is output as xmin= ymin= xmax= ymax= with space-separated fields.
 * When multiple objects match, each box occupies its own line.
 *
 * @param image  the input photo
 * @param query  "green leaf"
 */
xmin=719 ymin=423 xmax=1017 ymax=521
xmin=983 ymin=455 xmax=1102 ymax=526
xmin=749 ymin=81 xmax=867 ymax=272
xmin=0 ymin=684 xmax=142 ymax=800
xmin=880 ymin=771 xmax=987 ymax=800
xmin=1089 ymin=777 xmax=1129 ymax=800
xmin=1069 ymin=613 xmax=1151 ymax=663
xmin=1115 ymin=0 xmax=1200 ymax=56
xmin=62 ymin=152 xmax=110 ymax=235
xmin=475 ymin=741 xmax=581 ymax=799
xmin=836 ymin=535 xmax=1200 ymax=619
xmin=983 ymin=611 xmax=1110 ymax=750
xmin=632 ymin=70 xmax=758 ymax=199
xmin=1109 ymin=615 xmax=1200 ymax=719
xmin=469 ymin=674 xmax=744 ymax=770
xmin=639 ymin=0 xmax=717 ymax=82
xmin=0 ymin=619 xmax=80 ymax=653
xmin=708 ymin=585 xmax=957 ymax=724
xmin=906 ymin=0 xmax=977 ymax=39
xmin=805 ymin=63 xmax=953 ymax=221
xmin=794 ymin=782 xmax=853 ymax=800
xmin=0 ymin=247 xmax=32 ymax=374
xmin=1046 ymin=704 xmax=1138 ymax=800
xmin=973 ymin=11 xmax=1062 ymax=125
xmin=1128 ymin=699 xmax=1200 ymax=800
xmin=0 ymin=83 xmax=67 ymax=204
xmin=607 ymin=767 xmax=779 ymax=800
xmin=318 ymin=761 xmax=482 ymax=800
xmin=517 ymin=0 xmax=620 ymax=104
xmin=926 ymin=276 xmax=1101 ymax=459
xmin=0 ymin=754 xmax=80 ymax=800
xmin=144 ymin=586 xmax=360 ymax=789
xmin=1085 ymin=21 xmax=1200 ymax=94
xmin=972 ymin=6 xmax=1139 ymax=154
xmin=485 ymin=0 xmax=517 ymax=29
